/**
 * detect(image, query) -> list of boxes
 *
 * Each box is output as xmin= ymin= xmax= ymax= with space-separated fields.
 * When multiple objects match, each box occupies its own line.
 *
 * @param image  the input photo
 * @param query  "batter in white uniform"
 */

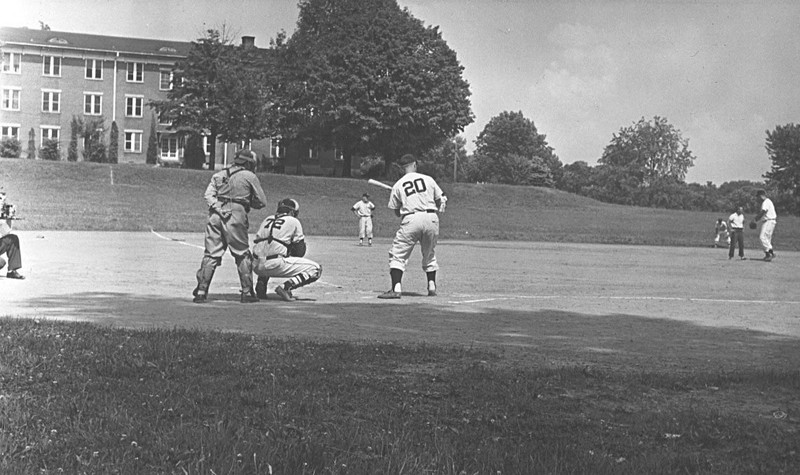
xmin=379 ymin=154 xmax=444 ymax=299
xmin=252 ymin=198 xmax=322 ymax=301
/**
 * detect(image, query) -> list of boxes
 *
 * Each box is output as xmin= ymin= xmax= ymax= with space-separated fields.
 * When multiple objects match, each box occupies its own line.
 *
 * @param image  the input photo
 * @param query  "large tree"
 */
xmin=599 ymin=116 xmax=695 ymax=206
xmin=473 ymin=111 xmax=560 ymax=187
xmin=282 ymin=0 xmax=473 ymax=176
xmin=150 ymin=29 xmax=280 ymax=169
xmin=764 ymin=123 xmax=800 ymax=214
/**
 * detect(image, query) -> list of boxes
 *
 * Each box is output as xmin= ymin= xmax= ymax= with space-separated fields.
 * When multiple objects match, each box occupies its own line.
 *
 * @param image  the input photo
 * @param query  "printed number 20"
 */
xmin=403 ymin=178 xmax=427 ymax=196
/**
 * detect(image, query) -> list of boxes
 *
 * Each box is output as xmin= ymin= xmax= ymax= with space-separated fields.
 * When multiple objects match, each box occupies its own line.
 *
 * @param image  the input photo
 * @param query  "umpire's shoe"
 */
xmin=6 ymin=270 xmax=25 ymax=280
xmin=241 ymin=289 xmax=259 ymax=303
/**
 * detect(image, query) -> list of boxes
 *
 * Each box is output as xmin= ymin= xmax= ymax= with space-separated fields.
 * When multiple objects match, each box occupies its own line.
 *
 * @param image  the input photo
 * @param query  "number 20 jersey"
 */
xmin=388 ymin=172 xmax=443 ymax=216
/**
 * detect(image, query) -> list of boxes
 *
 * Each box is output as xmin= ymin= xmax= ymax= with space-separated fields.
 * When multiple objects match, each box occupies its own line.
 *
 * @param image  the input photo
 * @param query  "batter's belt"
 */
xmin=401 ymin=209 xmax=437 ymax=218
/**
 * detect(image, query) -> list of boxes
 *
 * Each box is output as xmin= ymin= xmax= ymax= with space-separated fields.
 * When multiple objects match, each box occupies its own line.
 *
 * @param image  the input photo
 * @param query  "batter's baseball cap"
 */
xmin=398 ymin=154 xmax=417 ymax=166
xmin=234 ymin=149 xmax=257 ymax=164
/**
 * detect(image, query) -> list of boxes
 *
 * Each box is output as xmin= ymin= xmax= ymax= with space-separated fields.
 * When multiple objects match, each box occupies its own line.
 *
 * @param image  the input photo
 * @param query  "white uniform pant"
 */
xmin=759 ymin=219 xmax=776 ymax=252
xmin=714 ymin=231 xmax=730 ymax=245
xmin=358 ymin=216 xmax=373 ymax=239
xmin=389 ymin=212 xmax=439 ymax=272
xmin=253 ymin=255 xmax=321 ymax=282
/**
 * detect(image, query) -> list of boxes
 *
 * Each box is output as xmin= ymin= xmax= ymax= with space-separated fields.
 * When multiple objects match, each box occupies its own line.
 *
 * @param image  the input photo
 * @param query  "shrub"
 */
xmin=68 ymin=117 xmax=80 ymax=162
xmin=0 ymin=137 xmax=21 ymax=158
xmin=183 ymin=133 xmax=205 ymax=169
xmin=109 ymin=121 xmax=119 ymax=164
xmin=358 ymin=155 xmax=384 ymax=179
xmin=26 ymin=128 xmax=36 ymax=159
xmin=39 ymin=139 xmax=61 ymax=161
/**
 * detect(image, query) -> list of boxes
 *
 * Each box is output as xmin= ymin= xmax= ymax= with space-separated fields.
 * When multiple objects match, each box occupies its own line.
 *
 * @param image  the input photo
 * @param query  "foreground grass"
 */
xmin=4 ymin=158 xmax=799 ymax=249
xmin=1 ymin=319 xmax=798 ymax=474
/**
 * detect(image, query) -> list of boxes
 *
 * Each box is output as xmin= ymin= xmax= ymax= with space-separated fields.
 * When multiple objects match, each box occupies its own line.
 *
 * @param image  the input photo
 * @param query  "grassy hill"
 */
xmin=3 ymin=158 xmax=799 ymax=249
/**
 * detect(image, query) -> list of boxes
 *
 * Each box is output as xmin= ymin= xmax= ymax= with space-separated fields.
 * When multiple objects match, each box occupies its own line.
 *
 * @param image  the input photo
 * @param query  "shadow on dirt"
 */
xmin=8 ymin=291 xmax=800 ymax=373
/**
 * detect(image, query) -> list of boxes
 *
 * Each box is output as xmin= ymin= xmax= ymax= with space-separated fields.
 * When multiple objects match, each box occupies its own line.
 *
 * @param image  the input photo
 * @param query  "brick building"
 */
xmin=0 ymin=26 xmax=349 ymax=175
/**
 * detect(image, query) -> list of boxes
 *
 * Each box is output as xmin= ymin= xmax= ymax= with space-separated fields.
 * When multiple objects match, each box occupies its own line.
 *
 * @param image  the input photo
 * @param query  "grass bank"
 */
xmin=3 ymin=158 xmax=798 ymax=249
xmin=2 ymin=319 xmax=798 ymax=474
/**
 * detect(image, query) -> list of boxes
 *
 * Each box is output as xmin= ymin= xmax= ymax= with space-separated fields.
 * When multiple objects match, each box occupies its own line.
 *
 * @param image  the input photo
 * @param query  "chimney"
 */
xmin=241 ymin=36 xmax=255 ymax=49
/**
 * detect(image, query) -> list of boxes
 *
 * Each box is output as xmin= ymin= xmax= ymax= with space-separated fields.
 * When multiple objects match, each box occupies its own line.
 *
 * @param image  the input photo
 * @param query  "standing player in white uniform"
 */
xmin=379 ymin=154 xmax=444 ymax=299
xmin=252 ymin=198 xmax=322 ymax=301
xmin=752 ymin=189 xmax=777 ymax=261
xmin=351 ymin=193 xmax=375 ymax=246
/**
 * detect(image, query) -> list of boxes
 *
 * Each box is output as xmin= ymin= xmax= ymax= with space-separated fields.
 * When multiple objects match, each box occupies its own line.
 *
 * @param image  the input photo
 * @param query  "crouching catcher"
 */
xmin=253 ymin=198 xmax=321 ymax=301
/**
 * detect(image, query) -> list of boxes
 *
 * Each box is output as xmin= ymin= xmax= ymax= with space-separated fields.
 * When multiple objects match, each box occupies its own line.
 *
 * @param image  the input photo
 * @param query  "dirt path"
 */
xmin=3 ymin=231 xmax=799 ymax=371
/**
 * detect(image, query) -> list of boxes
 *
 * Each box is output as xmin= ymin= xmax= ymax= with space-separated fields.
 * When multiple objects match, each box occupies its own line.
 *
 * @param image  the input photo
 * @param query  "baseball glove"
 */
xmin=749 ymin=221 xmax=757 ymax=230
xmin=287 ymin=241 xmax=307 ymax=258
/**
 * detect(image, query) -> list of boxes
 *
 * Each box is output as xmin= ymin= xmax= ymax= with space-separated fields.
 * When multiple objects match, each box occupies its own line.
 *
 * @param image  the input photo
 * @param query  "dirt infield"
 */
xmin=3 ymin=231 xmax=800 ymax=371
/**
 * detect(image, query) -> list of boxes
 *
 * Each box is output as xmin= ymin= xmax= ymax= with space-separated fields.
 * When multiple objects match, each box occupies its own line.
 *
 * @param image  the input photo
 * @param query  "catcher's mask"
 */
xmin=277 ymin=198 xmax=300 ymax=217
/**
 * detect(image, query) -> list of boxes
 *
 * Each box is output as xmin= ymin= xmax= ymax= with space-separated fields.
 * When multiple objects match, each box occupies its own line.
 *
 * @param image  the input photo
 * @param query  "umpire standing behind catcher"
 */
xmin=193 ymin=150 xmax=267 ymax=303
xmin=252 ymin=198 xmax=322 ymax=302
xmin=379 ymin=154 xmax=444 ymax=299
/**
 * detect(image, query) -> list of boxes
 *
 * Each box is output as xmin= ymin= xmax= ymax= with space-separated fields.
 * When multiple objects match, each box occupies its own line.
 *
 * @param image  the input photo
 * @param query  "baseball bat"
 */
xmin=368 ymin=178 xmax=392 ymax=190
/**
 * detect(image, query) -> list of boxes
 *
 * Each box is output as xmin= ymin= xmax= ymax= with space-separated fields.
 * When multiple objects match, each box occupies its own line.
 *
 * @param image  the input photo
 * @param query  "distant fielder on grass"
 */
xmin=193 ymin=150 xmax=267 ymax=304
xmin=752 ymin=189 xmax=777 ymax=261
xmin=252 ymin=198 xmax=322 ymax=302
xmin=727 ymin=206 xmax=746 ymax=260
xmin=379 ymin=154 xmax=445 ymax=299
xmin=351 ymin=192 xmax=375 ymax=246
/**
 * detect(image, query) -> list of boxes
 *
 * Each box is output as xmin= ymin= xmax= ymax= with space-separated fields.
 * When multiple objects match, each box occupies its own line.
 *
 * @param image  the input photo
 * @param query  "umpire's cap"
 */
xmin=398 ymin=154 xmax=417 ymax=167
xmin=755 ymin=189 xmax=767 ymax=197
xmin=234 ymin=149 xmax=257 ymax=165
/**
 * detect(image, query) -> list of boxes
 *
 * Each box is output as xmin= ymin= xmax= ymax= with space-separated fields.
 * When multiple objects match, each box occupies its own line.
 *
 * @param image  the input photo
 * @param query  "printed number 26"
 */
xmin=403 ymin=178 xmax=427 ymax=196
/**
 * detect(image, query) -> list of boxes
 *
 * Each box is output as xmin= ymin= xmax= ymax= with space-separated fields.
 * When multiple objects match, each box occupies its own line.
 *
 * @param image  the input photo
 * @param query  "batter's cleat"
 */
xmin=428 ymin=289 xmax=437 ymax=297
xmin=6 ymin=270 xmax=24 ymax=280
xmin=378 ymin=290 xmax=401 ymax=299
xmin=193 ymin=292 xmax=207 ymax=304
xmin=275 ymin=286 xmax=294 ymax=302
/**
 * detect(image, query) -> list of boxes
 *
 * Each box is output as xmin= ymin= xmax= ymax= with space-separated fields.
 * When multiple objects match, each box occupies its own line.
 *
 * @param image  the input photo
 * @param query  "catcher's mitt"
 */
xmin=749 ymin=221 xmax=757 ymax=230
xmin=287 ymin=241 xmax=307 ymax=258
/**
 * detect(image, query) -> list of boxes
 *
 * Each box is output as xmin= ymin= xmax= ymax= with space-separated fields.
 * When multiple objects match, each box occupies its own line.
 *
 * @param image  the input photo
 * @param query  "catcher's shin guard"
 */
xmin=285 ymin=265 xmax=322 ymax=291
xmin=255 ymin=277 xmax=270 ymax=299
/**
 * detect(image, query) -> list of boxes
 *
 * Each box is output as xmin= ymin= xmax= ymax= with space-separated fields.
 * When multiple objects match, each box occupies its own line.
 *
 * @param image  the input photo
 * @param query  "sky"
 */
xmin=3 ymin=0 xmax=799 ymax=184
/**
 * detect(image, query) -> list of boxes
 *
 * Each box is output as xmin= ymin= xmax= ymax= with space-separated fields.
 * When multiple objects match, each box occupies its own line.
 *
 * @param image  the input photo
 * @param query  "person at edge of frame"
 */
xmin=0 ymin=191 xmax=25 ymax=279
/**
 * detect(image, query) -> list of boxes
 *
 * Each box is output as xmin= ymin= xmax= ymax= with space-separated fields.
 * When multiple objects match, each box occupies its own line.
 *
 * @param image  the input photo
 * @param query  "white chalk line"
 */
xmin=448 ymin=294 xmax=800 ymax=306
xmin=150 ymin=228 xmax=341 ymax=289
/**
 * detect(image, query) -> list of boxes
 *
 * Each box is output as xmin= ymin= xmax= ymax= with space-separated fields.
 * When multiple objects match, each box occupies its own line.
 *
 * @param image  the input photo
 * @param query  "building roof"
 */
xmin=0 ymin=26 xmax=191 ymax=58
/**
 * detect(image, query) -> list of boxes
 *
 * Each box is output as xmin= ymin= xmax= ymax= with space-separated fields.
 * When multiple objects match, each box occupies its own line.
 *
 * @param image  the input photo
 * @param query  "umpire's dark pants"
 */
xmin=729 ymin=228 xmax=744 ymax=258
xmin=0 ymin=233 xmax=22 ymax=270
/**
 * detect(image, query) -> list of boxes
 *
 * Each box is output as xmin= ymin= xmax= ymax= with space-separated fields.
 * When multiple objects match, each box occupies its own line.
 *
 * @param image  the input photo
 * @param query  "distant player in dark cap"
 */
xmin=351 ymin=192 xmax=375 ymax=246
xmin=193 ymin=149 xmax=267 ymax=303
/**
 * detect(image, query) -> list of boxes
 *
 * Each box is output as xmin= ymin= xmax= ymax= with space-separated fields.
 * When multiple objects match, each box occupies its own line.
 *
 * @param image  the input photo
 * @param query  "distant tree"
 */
xmin=599 ymin=116 xmax=695 ymax=207
xmin=183 ymin=132 xmax=205 ymax=169
xmin=108 ymin=121 xmax=119 ymax=164
xmin=150 ymin=28 xmax=280 ymax=169
xmin=82 ymin=118 xmax=106 ymax=163
xmin=559 ymin=161 xmax=596 ymax=194
xmin=39 ymin=21 xmax=51 ymax=30
xmin=418 ymin=136 xmax=468 ymax=182
xmin=764 ymin=123 xmax=800 ymax=214
xmin=0 ymin=138 xmax=21 ymax=158
xmin=68 ymin=116 xmax=80 ymax=162
xmin=26 ymin=128 xmax=36 ymax=159
xmin=146 ymin=118 xmax=158 ymax=165
xmin=40 ymin=138 xmax=60 ymax=161
xmin=282 ymin=0 xmax=474 ymax=176
xmin=473 ymin=111 xmax=560 ymax=187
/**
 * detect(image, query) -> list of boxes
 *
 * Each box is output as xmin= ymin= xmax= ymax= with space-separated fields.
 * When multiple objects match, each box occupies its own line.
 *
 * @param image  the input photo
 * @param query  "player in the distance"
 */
xmin=252 ymin=198 xmax=322 ymax=302
xmin=752 ymin=189 xmax=777 ymax=261
xmin=379 ymin=154 xmax=444 ymax=299
xmin=351 ymin=192 xmax=375 ymax=246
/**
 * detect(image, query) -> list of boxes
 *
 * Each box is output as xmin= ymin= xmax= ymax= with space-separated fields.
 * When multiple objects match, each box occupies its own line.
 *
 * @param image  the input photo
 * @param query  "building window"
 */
xmin=2 ymin=88 xmax=21 ymax=110
xmin=270 ymin=138 xmax=284 ymax=158
xmin=308 ymin=145 xmax=320 ymax=161
xmin=43 ymin=56 xmax=61 ymax=76
xmin=127 ymin=62 xmax=144 ymax=82
xmin=159 ymin=70 xmax=173 ymax=90
xmin=160 ymin=137 xmax=179 ymax=158
xmin=202 ymin=135 xmax=211 ymax=155
xmin=42 ymin=90 xmax=61 ymax=113
xmin=157 ymin=114 xmax=172 ymax=126
xmin=1 ymin=125 xmax=20 ymax=140
xmin=125 ymin=96 xmax=144 ymax=117
xmin=2 ymin=52 xmax=21 ymax=74
xmin=40 ymin=126 xmax=60 ymax=145
xmin=84 ymin=93 xmax=103 ymax=115
xmin=85 ymin=59 xmax=103 ymax=79
xmin=124 ymin=130 xmax=143 ymax=153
